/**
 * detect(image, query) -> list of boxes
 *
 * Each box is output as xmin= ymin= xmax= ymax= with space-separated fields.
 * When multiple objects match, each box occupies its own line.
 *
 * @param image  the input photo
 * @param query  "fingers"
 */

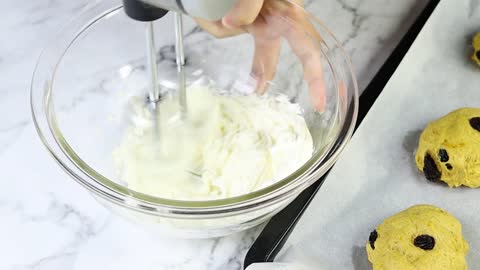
xmin=252 ymin=37 xmax=282 ymax=94
xmin=195 ymin=0 xmax=326 ymax=112
xmin=249 ymin=15 xmax=282 ymax=94
xmin=296 ymin=34 xmax=326 ymax=111
xmin=287 ymin=25 xmax=326 ymax=111
xmin=265 ymin=3 xmax=326 ymax=112
xmin=222 ymin=0 xmax=265 ymax=28
xmin=195 ymin=18 xmax=245 ymax=38
xmin=195 ymin=0 xmax=264 ymax=37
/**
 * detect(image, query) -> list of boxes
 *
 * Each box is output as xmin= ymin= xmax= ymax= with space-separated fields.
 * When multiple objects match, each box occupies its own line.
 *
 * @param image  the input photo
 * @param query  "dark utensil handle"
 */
xmin=123 ymin=0 xmax=168 ymax=21
xmin=244 ymin=0 xmax=441 ymax=267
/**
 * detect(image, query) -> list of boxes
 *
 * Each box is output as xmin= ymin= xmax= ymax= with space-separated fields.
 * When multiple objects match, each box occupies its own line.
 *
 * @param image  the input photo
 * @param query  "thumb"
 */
xmin=222 ymin=0 xmax=265 ymax=28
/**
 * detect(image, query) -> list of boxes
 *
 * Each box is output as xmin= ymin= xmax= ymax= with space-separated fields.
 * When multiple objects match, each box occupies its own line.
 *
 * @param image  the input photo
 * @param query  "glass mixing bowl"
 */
xmin=31 ymin=0 xmax=358 ymax=238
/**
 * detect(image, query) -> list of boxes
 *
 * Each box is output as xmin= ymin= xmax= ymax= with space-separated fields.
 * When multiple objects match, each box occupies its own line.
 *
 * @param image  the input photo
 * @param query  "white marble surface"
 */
xmin=0 ymin=0 xmax=429 ymax=269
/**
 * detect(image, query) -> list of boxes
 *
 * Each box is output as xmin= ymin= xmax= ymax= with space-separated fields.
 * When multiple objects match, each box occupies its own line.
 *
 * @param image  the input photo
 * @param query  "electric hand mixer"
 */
xmin=122 ymin=0 xmax=237 ymax=108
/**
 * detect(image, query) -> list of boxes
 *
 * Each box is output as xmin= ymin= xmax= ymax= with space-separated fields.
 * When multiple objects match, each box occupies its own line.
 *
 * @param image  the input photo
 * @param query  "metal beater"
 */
xmin=123 ymin=0 xmax=237 ymax=110
xmin=122 ymin=0 xmax=237 ymax=175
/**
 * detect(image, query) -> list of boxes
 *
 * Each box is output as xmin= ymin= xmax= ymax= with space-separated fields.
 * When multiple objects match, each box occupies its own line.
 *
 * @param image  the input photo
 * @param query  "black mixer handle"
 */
xmin=123 ymin=0 xmax=169 ymax=21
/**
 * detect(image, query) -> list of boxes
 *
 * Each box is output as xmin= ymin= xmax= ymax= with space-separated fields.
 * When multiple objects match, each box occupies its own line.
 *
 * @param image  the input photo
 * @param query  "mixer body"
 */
xmin=124 ymin=0 xmax=237 ymax=21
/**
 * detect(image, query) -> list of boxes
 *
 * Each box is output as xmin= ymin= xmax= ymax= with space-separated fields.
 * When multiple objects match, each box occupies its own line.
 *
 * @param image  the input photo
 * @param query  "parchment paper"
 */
xmin=276 ymin=0 xmax=480 ymax=268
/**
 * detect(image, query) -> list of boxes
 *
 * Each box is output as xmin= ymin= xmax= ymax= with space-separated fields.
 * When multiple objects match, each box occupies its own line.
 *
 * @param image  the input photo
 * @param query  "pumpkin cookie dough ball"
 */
xmin=472 ymin=32 xmax=480 ymax=66
xmin=415 ymin=108 xmax=480 ymax=188
xmin=366 ymin=205 xmax=469 ymax=270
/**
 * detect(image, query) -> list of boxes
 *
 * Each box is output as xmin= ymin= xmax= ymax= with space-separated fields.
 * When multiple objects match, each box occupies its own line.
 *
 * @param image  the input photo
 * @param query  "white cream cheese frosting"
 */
xmin=113 ymin=85 xmax=313 ymax=201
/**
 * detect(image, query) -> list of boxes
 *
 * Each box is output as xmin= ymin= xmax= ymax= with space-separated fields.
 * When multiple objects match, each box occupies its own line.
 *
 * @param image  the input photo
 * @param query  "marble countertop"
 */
xmin=0 ymin=0 xmax=428 ymax=269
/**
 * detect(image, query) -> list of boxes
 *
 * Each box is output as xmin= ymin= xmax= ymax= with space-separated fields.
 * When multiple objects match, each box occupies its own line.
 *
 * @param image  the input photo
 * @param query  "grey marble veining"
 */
xmin=0 ymin=0 xmax=429 ymax=269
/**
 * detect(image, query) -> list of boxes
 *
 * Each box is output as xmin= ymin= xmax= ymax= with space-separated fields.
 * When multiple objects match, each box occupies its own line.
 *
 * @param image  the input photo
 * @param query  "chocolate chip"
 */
xmin=423 ymin=154 xmax=441 ymax=182
xmin=438 ymin=149 xmax=449 ymax=162
xmin=446 ymin=163 xmax=453 ymax=170
xmin=470 ymin=117 xmax=480 ymax=132
xmin=369 ymin=230 xmax=378 ymax=250
xmin=414 ymin=235 xmax=435 ymax=250
xmin=476 ymin=50 xmax=480 ymax=60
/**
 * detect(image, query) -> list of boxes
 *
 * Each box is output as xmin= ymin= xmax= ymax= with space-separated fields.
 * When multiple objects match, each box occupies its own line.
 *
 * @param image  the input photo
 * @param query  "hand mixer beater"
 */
xmin=122 ymin=0 xmax=237 ymax=111
xmin=122 ymin=0 xmax=238 ymax=177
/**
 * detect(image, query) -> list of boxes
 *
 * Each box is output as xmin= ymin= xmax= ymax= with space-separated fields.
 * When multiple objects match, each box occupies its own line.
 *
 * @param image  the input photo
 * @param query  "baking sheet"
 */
xmin=276 ymin=0 xmax=480 ymax=268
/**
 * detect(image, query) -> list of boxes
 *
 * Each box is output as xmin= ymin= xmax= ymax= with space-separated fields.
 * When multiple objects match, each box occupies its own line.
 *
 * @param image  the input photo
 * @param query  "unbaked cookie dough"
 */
xmin=366 ymin=205 xmax=469 ymax=270
xmin=472 ymin=32 xmax=480 ymax=66
xmin=415 ymin=108 xmax=480 ymax=188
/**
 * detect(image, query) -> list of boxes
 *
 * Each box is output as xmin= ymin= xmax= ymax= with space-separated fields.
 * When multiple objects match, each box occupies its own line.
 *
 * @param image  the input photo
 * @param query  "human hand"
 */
xmin=196 ymin=0 xmax=326 ymax=111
